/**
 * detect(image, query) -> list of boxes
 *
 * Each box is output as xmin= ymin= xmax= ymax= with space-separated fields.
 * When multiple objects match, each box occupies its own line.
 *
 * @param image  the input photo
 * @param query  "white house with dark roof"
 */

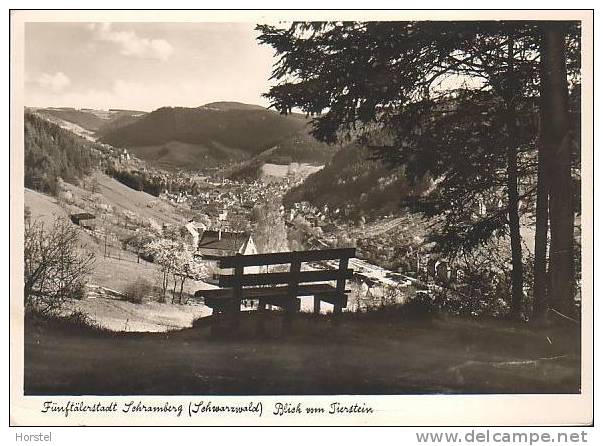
xmin=197 ymin=229 xmax=256 ymax=257
xmin=195 ymin=230 xmax=259 ymax=281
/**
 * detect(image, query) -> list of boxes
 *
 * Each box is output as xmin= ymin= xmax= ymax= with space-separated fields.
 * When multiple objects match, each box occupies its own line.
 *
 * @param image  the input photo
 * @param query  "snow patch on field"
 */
xmin=261 ymin=162 xmax=323 ymax=182
xmin=70 ymin=297 xmax=211 ymax=332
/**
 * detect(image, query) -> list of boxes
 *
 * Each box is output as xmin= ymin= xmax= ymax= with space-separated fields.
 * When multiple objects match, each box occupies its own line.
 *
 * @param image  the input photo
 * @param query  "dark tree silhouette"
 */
xmin=537 ymin=22 xmax=578 ymax=318
xmin=257 ymin=21 xmax=580 ymax=319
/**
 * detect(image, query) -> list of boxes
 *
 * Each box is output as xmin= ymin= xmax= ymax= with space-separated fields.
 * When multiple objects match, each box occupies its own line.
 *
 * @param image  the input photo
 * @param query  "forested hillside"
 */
xmin=100 ymin=105 xmax=304 ymax=152
xmin=24 ymin=112 xmax=99 ymax=195
xmin=283 ymin=143 xmax=431 ymax=220
xmin=260 ymin=130 xmax=334 ymax=165
xmin=99 ymin=103 xmax=332 ymax=169
xmin=227 ymin=133 xmax=335 ymax=181
xmin=95 ymin=113 xmax=145 ymax=135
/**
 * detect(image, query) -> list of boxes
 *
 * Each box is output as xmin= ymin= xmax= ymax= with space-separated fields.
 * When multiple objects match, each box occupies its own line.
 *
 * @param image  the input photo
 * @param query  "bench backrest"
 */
xmin=216 ymin=247 xmax=355 ymax=298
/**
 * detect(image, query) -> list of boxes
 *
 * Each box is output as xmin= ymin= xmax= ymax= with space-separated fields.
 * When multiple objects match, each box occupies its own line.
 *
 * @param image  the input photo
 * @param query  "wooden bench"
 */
xmin=194 ymin=247 xmax=356 ymax=316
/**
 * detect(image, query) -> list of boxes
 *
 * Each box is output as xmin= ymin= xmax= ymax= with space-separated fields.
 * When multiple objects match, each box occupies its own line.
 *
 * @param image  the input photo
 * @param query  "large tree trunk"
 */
xmin=507 ymin=139 xmax=524 ymax=318
xmin=505 ymin=36 xmax=524 ymax=319
xmin=540 ymin=23 xmax=575 ymax=318
xmin=532 ymin=142 xmax=550 ymax=319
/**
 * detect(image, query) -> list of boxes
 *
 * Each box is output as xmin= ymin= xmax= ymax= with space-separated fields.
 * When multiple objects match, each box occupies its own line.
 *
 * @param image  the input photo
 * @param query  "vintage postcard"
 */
xmin=9 ymin=9 xmax=593 ymax=426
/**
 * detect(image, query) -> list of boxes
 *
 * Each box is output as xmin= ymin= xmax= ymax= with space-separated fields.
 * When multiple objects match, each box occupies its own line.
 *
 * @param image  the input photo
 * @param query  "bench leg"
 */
xmin=258 ymin=298 xmax=268 ymax=312
xmin=333 ymin=303 xmax=343 ymax=314
xmin=230 ymin=300 xmax=241 ymax=331
xmin=256 ymin=313 xmax=268 ymax=337
xmin=210 ymin=306 xmax=227 ymax=337
xmin=282 ymin=299 xmax=299 ymax=335
xmin=313 ymin=296 xmax=321 ymax=314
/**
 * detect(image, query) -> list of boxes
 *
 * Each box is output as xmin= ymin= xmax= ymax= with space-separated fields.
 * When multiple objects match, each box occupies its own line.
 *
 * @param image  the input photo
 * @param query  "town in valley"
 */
xmin=19 ymin=19 xmax=585 ymax=399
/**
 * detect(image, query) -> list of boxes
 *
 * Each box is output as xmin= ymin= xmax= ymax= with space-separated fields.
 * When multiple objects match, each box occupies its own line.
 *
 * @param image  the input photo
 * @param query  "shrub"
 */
xmin=401 ymin=291 xmax=438 ymax=319
xmin=124 ymin=277 xmax=153 ymax=304
xmin=71 ymin=282 xmax=88 ymax=300
xmin=26 ymin=309 xmax=102 ymax=332
xmin=61 ymin=310 xmax=99 ymax=329
xmin=352 ymin=296 xmax=437 ymax=322
xmin=24 ymin=217 xmax=96 ymax=315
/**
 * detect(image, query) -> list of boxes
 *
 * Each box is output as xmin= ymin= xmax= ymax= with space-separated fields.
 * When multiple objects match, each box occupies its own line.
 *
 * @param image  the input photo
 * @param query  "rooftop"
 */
xmin=198 ymin=230 xmax=251 ymax=254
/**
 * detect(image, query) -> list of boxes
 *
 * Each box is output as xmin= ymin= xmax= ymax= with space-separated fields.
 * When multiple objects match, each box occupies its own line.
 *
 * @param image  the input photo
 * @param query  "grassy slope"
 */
xmin=89 ymin=172 xmax=183 ymax=225
xmin=26 ymin=172 xmax=182 ymax=227
xmin=24 ymin=174 xmax=209 ymax=310
xmin=25 ymin=188 xmax=70 ymax=225
xmin=87 ymin=254 xmax=212 ymax=298
xmin=24 ymin=188 xmax=99 ymax=248
xmin=24 ymin=313 xmax=580 ymax=395
xmin=25 ymin=186 xmax=159 ymax=292
xmin=70 ymin=298 xmax=211 ymax=332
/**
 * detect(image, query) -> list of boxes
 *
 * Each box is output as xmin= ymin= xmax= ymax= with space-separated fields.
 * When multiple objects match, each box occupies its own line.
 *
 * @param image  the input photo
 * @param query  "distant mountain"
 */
xmin=99 ymin=103 xmax=332 ymax=170
xmin=283 ymin=143 xmax=431 ymax=220
xmin=100 ymin=104 xmax=304 ymax=152
xmin=34 ymin=108 xmax=107 ymax=132
xmin=32 ymin=107 xmax=147 ymax=133
xmin=29 ymin=102 xmax=334 ymax=171
xmin=95 ymin=113 xmax=146 ymax=136
xmin=200 ymin=101 xmax=268 ymax=111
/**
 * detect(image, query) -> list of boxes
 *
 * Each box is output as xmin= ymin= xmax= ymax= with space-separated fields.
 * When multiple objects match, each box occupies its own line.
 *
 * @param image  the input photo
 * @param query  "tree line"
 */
xmin=257 ymin=21 xmax=582 ymax=321
xmin=24 ymin=112 xmax=99 ymax=195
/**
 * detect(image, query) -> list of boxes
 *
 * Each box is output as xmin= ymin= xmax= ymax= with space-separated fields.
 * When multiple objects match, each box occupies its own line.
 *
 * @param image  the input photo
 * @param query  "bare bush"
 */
xmin=124 ymin=277 xmax=153 ymax=304
xmin=24 ymin=217 xmax=96 ymax=315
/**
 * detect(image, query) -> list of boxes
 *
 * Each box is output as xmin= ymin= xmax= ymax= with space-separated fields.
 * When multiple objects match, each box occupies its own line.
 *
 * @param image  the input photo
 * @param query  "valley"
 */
xmin=22 ymin=100 xmax=569 ymax=331
xmin=15 ymin=17 xmax=586 ymax=410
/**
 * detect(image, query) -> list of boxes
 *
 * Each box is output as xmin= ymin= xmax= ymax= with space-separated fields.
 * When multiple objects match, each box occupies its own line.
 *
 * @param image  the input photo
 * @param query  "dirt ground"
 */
xmin=24 ymin=313 xmax=581 ymax=396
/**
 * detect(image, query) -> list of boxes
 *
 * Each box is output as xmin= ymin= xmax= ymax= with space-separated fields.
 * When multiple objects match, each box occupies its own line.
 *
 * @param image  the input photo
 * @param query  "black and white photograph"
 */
xmin=9 ymin=9 xmax=593 ymax=427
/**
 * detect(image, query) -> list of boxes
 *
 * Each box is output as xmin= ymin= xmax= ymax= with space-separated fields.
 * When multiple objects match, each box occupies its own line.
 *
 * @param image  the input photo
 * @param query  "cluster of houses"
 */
xmin=290 ymin=201 xmax=358 ymax=225
xmin=173 ymin=179 xmax=291 ymax=231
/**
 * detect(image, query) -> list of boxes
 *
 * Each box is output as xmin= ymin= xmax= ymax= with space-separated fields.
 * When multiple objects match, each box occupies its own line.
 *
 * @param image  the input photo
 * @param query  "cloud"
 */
xmin=26 ymin=79 xmax=203 ymax=111
xmin=90 ymin=23 xmax=173 ymax=62
xmin=36 ymin=72 xmax=71 ymax=92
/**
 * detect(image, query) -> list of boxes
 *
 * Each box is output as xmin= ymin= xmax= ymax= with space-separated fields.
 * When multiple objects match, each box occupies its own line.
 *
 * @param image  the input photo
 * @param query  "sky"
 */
xmin=25 ymin=22 xmax=277 ymax=111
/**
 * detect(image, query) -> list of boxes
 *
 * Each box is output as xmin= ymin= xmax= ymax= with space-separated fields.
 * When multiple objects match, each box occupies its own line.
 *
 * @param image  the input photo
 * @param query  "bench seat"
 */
xmin=195 ymin=248 xmax=355 ymax=317
xmin=196 ymin=283 xmax=349 ymax=311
